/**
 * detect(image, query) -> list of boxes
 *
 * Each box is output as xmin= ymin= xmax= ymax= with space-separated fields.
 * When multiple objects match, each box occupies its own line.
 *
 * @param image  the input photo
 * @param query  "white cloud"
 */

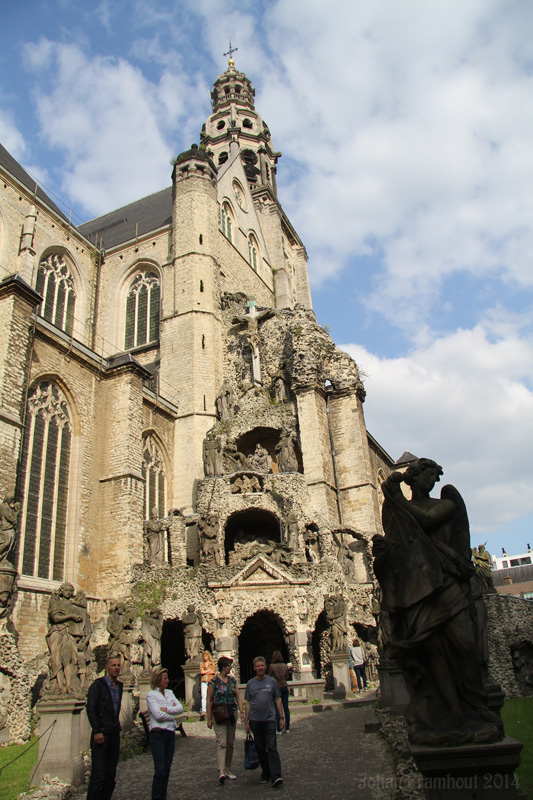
xmin=342 ymin=318 xmax=533 ymax=539
xmin=0 ymin=110 xmax=27 ymax=159
xmin=22 ymin=41 xmax=208 ymax=217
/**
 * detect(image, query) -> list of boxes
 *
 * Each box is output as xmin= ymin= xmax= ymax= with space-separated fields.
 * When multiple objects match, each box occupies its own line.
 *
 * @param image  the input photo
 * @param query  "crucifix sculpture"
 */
xmin=232 ymin=300 xmax=276 ymax=386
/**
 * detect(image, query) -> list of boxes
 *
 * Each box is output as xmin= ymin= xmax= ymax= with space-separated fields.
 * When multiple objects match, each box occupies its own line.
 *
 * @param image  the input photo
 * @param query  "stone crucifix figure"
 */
xmin=232 ymin=300 xmax=276 ymax=386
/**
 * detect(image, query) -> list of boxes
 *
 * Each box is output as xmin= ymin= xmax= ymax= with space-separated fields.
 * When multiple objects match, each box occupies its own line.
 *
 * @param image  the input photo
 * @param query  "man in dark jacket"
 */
xmin=86 ymin=655 xmax=123 ymax=800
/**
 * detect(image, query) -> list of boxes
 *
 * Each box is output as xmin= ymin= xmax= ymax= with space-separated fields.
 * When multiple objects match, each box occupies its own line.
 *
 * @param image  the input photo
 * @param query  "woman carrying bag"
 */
xmin=206 ymin=656 xmax=245 ymax=784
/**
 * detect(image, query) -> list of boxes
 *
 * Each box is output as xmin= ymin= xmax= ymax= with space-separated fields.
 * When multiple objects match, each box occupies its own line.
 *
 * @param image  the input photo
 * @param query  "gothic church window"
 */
xmin=142 ymin=435 xmax=166 ymax=520
xmin=35 ymin=254 xmax=76 ymax=335
xmin=248 ymin=234 xmax=259 ymax=271
xmin=17 ymin=382 xmax=72 ymax=581
xmin=125 ymin=271 xmax=160 ymax=350
xmin=221 ymin=202 xmax=234 ymax=243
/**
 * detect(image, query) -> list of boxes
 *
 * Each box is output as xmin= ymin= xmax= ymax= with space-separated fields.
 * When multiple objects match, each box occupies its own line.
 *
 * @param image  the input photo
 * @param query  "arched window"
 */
xmin=35 ymin=254 xmax=76 ymax=335
xmin=17 ymin=382 xmax=72 ymax=580
xmin=124 ymin=271 xmax=160 ymax=350
xmin=221 ymin=203 xmax=233 ymax=243
xmin=248 ymin=234 xmax=259 ymax=271
xmin=142 ymin=435 xmax=166 ymax=520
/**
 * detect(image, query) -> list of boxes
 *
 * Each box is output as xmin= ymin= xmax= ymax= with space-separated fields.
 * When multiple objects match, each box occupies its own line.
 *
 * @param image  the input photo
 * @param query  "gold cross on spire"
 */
xmin=224 ymin=39 xmax=238 ymax=67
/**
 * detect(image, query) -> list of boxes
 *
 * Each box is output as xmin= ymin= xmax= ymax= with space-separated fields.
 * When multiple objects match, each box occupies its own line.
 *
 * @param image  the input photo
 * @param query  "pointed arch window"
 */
xmin=125 ymin=271 xmax=160 ymax=350
xmin=221 ymin=202 xmax=233 ymax=243
xmin=35 ymin=254 xmax=76 ymax=335
xmin=17 ymin=382 xmax=72 ymax=580
xmin=142 ymin=435 xmax=166 ymax=520
xmin=248 ymin=234 xmax=259 ymax=271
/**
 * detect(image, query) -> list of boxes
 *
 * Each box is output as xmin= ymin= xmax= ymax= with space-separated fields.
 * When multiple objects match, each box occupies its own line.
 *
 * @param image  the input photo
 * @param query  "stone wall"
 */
xmin=485 ymin=593 xmax=533 ymax=698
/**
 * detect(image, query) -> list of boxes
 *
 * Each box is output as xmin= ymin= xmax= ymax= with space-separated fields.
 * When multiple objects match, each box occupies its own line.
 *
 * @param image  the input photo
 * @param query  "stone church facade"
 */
xmin=0 ymin=59 xmax=396 ymax=706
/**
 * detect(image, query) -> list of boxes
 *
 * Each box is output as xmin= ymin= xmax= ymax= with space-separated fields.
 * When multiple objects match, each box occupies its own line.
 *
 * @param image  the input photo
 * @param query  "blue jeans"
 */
xmin=275 ymin=687 xmax=290 ymax=732
xmin=150 ymin=728 xmax=175 ymax=800
xmin=354 ymin=664 xmax=367 ymax=690
xmin=87 ymin=733 xmax=120 ymax=800
xmin=249 ymin=719 xmax=282 ymax=784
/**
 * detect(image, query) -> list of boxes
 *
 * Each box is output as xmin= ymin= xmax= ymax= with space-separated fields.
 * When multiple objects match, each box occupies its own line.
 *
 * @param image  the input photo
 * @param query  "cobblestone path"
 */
xmin=75 ymin=705 xmax=395 ymax=800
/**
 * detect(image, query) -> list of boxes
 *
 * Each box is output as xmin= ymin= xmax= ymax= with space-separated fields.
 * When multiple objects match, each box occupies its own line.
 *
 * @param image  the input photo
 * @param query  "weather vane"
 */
xmin=224 ymin=39 xmax=238 ymax=65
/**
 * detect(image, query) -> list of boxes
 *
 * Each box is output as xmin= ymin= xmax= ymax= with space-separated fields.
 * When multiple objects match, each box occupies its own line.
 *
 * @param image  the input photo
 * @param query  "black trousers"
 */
xmin=249 ymin=719 xmax=282 ymax=784
xmin=150 ymin=728 xmax=175 ymax=800
xmin=87 ymin=733 xmax=120 ymax=800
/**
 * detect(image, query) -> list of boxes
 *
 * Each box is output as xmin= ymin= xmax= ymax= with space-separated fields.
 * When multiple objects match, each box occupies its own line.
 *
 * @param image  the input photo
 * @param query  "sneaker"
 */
xmin=219 ymin=775 xmax=225 ymax=785
xmin=259 ymin=775 xmax=270 ymax=784
xmin=284 ymin=729 xmax=290 ymax=733
xmin=276 ymin=730 xmax=282 ymax=735
xmin=272 ymin=777 xmax=283 ymax=787
xmin=225 ymin=773 xmax=237 ymax=780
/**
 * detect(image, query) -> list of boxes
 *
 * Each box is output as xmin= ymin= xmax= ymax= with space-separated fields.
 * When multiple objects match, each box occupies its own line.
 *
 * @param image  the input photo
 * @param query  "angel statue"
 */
xmin=372 ymin=458 xmax=503 ymax=746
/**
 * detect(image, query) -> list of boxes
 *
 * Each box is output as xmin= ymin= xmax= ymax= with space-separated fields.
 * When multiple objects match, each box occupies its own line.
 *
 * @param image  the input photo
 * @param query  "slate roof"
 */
xmin=395 ymin=450 xmax=418 ymax=465
xmin=0 ymin=143 xmax=69 ymax=222
xmin=77 ymin=186 xmax=173 ymax=250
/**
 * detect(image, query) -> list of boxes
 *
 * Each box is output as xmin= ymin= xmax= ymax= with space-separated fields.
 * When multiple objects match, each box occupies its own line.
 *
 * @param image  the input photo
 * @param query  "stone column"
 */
xmin=97 ymin=356 xmax=150 ymax=596
xmin=0 ymin=275 xmax=41 ymax=500
xmin=30 ymin=698 xmax=86 ymax=787
xmin=330 ymin=651 xmax=350 ymax=700
xmin=182 ymin=661 xmax=201 ymax=711
xmin=295 ymin=388 xmax=338 ymax=524
xmin=119 ymin=686 xmax=135 ymax=733
xmin=138 ymin=675 xmax=151 ymax=712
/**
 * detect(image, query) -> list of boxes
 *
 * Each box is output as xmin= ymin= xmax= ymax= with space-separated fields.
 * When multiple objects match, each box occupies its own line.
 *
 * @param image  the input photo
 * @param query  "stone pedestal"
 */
xmin=30 ymin=699 xmax=86 ymax=787
xmin=183 ymin=661 xmax=201 ymax=711
xmin=119 ymin=687 xmax=134 ymax=732
xmin=378 ymin=664 xmax=410 ymax=713
xmin=410 ymin=736 xmax=524 ymax=800
xmin=330 ymin=652 xmax=350 ymax=700
xmin=79 ymin=706 xmax=91 ymax=752
xmin=138 ymin=675 xmax=151 ymax=712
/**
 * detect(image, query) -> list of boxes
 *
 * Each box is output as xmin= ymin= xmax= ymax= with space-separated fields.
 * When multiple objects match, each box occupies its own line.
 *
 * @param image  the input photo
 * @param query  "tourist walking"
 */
xmin=245 ymin=656 xmax=284 ymax=787
xmin=269 ymin=650 xmax=291 ymax=733
xmin=348 ymin=637 xmax=368 ymax=691
xmin=199 ymin=650 xmax=216 ymax=720
xmin=206 ymin=656 xmax=245 ymax=784
xmin=146 ymin=667 xmax=184 ymax=800
xmin=86 ymin=654 xmax=123 ymax=800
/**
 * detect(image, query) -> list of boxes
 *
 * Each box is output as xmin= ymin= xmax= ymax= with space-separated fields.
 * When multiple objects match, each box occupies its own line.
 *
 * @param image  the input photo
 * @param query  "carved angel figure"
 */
xmin=372 ymin=458 xmax=503 ymax=746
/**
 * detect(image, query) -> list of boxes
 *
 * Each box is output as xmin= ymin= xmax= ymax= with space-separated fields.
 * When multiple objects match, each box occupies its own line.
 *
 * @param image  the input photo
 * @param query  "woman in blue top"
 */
xmin=206 ymin=656 xmax=244 ymax=784
xmin=146 ymin=667 xmax=184 ymax=800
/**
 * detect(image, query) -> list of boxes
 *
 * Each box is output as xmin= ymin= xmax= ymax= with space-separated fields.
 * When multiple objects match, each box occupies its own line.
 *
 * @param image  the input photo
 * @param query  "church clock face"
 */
xmin=232 ymin=179 xmax=248 ymax=211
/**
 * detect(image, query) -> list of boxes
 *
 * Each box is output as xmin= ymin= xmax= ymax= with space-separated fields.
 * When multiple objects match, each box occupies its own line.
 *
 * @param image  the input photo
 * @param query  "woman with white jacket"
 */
xmin=146 ymin=667 xmax=184 ymax=800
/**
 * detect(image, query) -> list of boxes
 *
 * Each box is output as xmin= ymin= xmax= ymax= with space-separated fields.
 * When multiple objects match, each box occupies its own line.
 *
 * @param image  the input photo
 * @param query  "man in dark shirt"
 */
xmin=86 ymin=655 xmax=123 ymax=800
xmin=245 ymin=656 xmax=284 ymax=787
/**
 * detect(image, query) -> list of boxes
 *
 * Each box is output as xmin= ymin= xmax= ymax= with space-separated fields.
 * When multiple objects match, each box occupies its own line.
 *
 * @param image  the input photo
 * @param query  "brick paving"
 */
xmin=74 ymin=701 xmax=396 ymax=800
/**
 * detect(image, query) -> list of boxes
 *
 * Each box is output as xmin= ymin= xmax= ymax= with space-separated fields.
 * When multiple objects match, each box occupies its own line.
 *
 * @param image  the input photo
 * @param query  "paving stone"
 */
xmin=73 ymin=705 xmax=395 ymax=800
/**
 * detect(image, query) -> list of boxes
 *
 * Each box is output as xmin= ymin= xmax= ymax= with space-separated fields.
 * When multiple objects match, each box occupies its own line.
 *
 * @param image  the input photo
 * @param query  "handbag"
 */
xmin=244 ymin=733 xmax=259 ymax=770
xmin=212 ymin=704 xmax=230 ymax=723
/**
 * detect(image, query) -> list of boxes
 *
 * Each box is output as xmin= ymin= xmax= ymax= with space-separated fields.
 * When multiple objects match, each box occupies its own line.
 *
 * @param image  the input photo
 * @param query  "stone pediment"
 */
xmin=208 ymin=555 xmax=310 ymax=589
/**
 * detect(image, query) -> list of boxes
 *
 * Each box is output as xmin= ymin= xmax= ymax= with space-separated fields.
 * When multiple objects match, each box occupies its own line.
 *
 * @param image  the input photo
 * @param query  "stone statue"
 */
xmin=275 ymin=431 xmax=299 ymax=473
xmin=199 ymin=515 xmax=222 ymax=565
xmin=304 ymin=526 xmax=320 ymax=563
xmin=285 ymin=513 xmax=302 ymax=552
xmin=43 ymin=582 xmax=83 ymax=696
xmin=223 ymin=443 xmax=251 ymax=473
xmin=232 ymin=302 xmax=276 ymax=385
xmin=203 ymin=435 xmax=224 ymax=477
xmin=215 ymin=380 xmax=234 ymax=420
xmin=271 ymin=369 xmax=290 ymax=404
xmin=0 ymin=496 xmax=21 ymax=567
xmin=141 ymin=608 xmax=163 ymax=672
xmin=215 ymin=593 xmax=231 ymax=634
xmin=373 ymin=458 xmax=503 ymax=746
xmin=71 ymin=590 xmax=94 ymax=692
xmin=182 ymin=605 xmax=203 ymax=661
xmin=107 ymin=602 xmax=134 ymax=675
xmin=143 ymin=506 xmax=170 ymax=563
xmin=230 ymin=474 xmax=262 ymax=493
xmin=249 ymin=444 xmax=271 ymax=473
xmin=472 ymin=544 xmax=496 ymax=594
xmin=324 ymin=594 xmax=348 ymax=652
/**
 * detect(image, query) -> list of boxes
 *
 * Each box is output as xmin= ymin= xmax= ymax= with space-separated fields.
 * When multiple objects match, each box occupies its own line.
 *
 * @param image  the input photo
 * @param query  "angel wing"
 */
xmin=440 ymin=484 xmax=471 ymax=562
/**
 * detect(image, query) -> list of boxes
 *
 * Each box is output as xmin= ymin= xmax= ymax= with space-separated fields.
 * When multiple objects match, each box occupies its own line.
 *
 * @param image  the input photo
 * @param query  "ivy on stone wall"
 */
xmin=130 ymin=578 xmax=170 ymax=617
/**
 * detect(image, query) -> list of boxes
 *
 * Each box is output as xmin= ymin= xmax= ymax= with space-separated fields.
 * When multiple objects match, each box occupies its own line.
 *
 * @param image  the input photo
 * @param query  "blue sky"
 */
xmin=1 ymin=0 xmax=532 ymax=560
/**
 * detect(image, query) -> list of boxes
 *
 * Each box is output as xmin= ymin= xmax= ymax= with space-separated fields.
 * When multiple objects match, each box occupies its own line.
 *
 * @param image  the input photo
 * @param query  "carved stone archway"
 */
xmin=224 ymin=508 xmax=282 ymax=565
xmin=238 ymin=609 xmax=289 ymax=683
